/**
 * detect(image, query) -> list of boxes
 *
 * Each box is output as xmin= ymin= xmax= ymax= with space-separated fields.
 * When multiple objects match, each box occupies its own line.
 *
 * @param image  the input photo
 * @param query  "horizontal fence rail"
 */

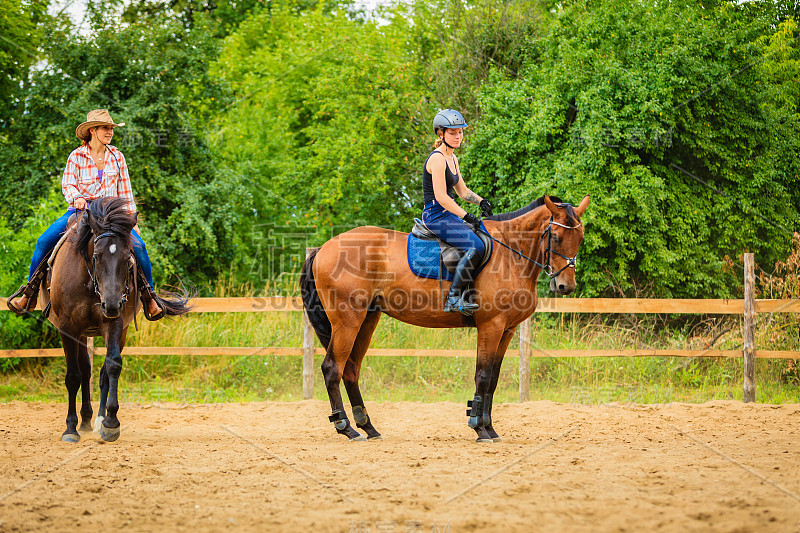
xmin=3 ymin=347 xmax=798 ymax=360
xmin=2 ymin=254 xmax=798 ymax=401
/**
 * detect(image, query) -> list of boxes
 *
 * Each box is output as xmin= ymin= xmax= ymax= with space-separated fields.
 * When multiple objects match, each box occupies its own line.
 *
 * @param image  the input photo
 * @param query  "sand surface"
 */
xmin=0 ymin=399 xmax=798 ymax=532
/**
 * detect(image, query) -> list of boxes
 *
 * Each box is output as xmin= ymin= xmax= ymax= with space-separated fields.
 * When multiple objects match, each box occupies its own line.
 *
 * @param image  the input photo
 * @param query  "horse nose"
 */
xmin=558 ymin=282 xmax=575 ymax=295
xmin=101 ymin=301 xmax=120 ymax=318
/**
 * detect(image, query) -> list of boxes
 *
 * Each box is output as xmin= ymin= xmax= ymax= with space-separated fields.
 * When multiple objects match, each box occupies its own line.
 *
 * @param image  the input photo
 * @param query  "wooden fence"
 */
xmin=2 ymin=254 xmax=799 ymax=402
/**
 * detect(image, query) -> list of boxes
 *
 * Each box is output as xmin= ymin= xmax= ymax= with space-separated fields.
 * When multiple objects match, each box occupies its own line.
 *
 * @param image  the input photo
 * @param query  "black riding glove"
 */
xmin=480 ymin=199 xmax=493 ymax=217
xmin=462 ymin=212 xmax=482 ymax=232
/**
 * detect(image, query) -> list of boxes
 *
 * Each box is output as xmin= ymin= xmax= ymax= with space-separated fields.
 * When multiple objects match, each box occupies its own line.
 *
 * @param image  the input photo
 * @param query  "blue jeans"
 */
xmin=29 ymin=209 xmax=154 ymax=286
xmin=422 ymin=201 xmax=486 ymax=255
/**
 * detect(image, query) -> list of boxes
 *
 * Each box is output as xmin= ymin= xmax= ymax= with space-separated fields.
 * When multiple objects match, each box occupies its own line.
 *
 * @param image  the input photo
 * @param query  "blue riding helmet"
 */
xmin=433 ymin=109 xmax=468 ymax=134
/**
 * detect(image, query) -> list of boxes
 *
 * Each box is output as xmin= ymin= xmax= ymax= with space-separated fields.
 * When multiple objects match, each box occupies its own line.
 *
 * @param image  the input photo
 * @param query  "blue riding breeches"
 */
xmin=421 ymin=201 xmax=486 ymax=256
xmin=29 ymin=208 xmax=154 ymax=286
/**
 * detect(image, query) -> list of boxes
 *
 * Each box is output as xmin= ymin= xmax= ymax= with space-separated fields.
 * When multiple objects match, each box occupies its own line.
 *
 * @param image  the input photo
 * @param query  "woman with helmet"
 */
xmin=7 ymin=109 xmax=164 ymax=320
xmin=422 ymin=109 xmax=493 ymax=315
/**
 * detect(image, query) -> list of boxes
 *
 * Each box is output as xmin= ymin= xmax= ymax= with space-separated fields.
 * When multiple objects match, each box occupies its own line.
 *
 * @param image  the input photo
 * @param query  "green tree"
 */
xmin=464 ymin=0 xmax=800 ymax=297
xmin=0 ymin=0 xmax=48 ymax=127
xmin=210 ymin=4 xmax=434 ymax=281
xmin=0 ymin=4 xmax=250 ymax=286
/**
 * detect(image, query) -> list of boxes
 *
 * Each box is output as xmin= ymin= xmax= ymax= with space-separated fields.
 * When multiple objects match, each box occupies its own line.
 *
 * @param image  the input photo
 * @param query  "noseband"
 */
xmin=86 ymin=231 xmax=131 ymax=303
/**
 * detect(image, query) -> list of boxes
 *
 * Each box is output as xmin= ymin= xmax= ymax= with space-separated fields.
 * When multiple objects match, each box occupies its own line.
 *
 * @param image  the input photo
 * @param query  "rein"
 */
xmin=477 ymin=217 xmax=582 ymax=278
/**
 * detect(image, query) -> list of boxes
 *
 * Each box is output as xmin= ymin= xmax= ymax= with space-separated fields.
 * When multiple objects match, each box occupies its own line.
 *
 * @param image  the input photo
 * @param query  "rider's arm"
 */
xmin=429 ymin=154 xmax=468 ymax=218
xmin=452 ymin=156 xmax=483 ymax=205
xmin=114 ymin=150 xmax=137 ymax=215
xmin=61 ymin=152 xmax=83 ymax=208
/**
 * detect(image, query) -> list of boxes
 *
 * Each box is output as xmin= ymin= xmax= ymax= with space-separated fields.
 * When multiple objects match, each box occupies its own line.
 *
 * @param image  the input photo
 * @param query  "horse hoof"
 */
xmin=99 ymin=424 xmax=120 ymax=443
xmin=61 ymin=433 xmax=80 ymax=443
xmin=79 ymin=422 xmax=93 ymax=432
xmin=368 ymin=435 xmax=384 ymax=441
xmin=492 ymin=437 xmax=502 ymax=442
xmin=349 ymin=435 xmax=367 ymax=442
xmin=476 ymin=438 xmax=494 ymax=444
xmin=93 ymin=416 xmax=105 ymax=433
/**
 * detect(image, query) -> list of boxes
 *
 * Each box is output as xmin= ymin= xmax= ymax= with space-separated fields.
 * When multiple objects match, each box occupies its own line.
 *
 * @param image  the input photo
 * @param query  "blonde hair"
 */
xmin=432 ymin=137 xmax=443 ymax=149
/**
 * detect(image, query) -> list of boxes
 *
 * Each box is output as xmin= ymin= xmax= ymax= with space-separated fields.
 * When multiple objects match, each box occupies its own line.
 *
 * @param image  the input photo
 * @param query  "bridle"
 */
xmin=86 ymin=231 xmax=132 ymax=304
xmin=477 ymin=216 xmax=583 ymax=279
xmin=542 ymin=218 xmax=583 ymax=277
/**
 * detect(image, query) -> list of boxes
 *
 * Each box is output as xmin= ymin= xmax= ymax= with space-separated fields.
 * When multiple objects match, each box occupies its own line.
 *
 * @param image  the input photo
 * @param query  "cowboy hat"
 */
xmin=75 ymin=109 xmax=125 ymax=141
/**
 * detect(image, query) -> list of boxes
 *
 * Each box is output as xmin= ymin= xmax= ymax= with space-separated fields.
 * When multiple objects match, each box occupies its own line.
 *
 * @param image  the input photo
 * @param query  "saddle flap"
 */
xmin=441 ymin=227 xmax=493 ymax=274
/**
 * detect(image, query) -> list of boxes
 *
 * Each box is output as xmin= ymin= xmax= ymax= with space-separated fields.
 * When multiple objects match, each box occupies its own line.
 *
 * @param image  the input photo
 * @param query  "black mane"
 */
xmin=486 ymin=195 xmax=579 ymax=225
xmin=74 ymin=198 xmax=137 ymax=261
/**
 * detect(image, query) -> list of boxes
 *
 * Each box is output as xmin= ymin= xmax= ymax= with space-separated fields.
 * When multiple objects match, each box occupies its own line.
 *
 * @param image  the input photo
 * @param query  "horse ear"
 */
xmin=133 ymin=211 xmax=139 ymax=224
xmin=86 ymin=209 xmax=101 ymax=235
xmin=575 ymin=195 xmax=591 ymax=217
xmin=544 ymin=195 xmax=559 ymax=215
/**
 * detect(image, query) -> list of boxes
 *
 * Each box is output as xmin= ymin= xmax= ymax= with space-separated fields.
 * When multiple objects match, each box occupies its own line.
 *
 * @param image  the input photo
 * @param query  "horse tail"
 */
xmin=300 ymin=247 xmax=331 ymax=349
xmin=152 ymin=282 xmax=195 ymax=317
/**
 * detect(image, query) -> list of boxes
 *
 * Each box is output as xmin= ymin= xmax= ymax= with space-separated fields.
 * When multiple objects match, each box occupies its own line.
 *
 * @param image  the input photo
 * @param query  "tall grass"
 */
xmin=2 ymin=310 xmax=797 ymax=404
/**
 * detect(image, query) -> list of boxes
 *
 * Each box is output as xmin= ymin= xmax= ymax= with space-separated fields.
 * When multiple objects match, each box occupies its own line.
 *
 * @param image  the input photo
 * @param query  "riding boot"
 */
xmin=6 ymin=258 xmax=49 ymax=316
xmin=443 ymin=248 xmax=481 ymax=315
xmin=137 ymin=269 xmax=165 ymax=321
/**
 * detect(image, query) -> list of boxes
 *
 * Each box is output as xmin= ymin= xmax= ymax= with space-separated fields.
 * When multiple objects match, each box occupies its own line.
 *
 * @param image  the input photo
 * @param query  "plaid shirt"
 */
xmin=61 ymin=144 xmax=136 ymax=213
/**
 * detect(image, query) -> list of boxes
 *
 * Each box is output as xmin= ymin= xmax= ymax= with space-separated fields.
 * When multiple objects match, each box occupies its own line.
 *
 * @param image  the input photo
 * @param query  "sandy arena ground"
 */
xmin=0 ymin=399 xmax=798 ymax=532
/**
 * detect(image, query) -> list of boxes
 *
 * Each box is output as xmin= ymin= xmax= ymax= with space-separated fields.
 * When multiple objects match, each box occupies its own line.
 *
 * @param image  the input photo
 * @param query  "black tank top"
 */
xmin=422 ymin=151 xmax=460 ymax=205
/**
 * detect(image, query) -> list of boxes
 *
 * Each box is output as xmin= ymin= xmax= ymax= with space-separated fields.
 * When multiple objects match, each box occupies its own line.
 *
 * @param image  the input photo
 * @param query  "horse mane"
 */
xmin=74 ymin=198 xmax=137 ymax=261
xmin=485 ymin=195 xmax=574 ymax=222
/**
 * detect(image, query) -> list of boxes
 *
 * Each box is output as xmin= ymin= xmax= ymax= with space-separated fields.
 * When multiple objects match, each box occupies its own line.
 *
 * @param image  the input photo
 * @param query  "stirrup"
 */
xmin=6 ymin=284 xmax=36 ymax=316
xmin=444 ymin=294 xmax=479 ymax=315
xmin=139 ymin=283 xmax=165 ymax=321
xmin=142 ymin=296 xmax=165 ymax=321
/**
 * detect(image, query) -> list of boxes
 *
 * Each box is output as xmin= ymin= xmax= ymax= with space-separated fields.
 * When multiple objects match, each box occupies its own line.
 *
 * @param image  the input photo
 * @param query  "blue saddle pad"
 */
xmin=407 ymin=234 xmax=454 ymax=281
xmin=406 ymin=223 xmax=492 ymax=281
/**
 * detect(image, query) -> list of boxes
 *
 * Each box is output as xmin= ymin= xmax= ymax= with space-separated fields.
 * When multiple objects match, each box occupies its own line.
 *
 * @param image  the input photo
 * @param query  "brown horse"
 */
xmin=42 ymin=198 xmax=191 ymax=442
xmin=301 ymin=195 xmax=590 ymax=442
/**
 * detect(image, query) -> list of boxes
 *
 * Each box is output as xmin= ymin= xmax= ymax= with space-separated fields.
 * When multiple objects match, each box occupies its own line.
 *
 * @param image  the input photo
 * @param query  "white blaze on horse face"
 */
xmin=109 ymin=244 xmax=117 ymax=255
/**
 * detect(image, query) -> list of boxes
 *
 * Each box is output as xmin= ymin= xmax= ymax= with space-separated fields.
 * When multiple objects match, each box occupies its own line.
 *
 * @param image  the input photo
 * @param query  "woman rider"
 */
xmin=7 ymin=109 xmax=164 ymax=320
xmin=422 ymin=109 xmax=493 ymax=315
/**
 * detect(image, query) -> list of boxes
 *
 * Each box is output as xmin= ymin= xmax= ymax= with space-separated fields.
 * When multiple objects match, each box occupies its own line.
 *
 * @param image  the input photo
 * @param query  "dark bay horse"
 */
xmin=301 ymin=195 xmax=590 ymax=442
xmin=41 ymin=198 xmax=191 ymax=442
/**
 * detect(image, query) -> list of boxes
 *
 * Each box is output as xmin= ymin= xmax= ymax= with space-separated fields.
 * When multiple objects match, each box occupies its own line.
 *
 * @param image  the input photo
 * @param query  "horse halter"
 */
xmin=86 ymin=231 xmax=131 ymax=303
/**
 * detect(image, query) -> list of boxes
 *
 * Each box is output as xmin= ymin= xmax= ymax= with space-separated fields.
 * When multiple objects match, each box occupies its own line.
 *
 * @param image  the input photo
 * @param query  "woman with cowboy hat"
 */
xmin=422 ymin=109 xmax=493 ymax=315
xmin=7 ymin=109 xmax=164 ymax=320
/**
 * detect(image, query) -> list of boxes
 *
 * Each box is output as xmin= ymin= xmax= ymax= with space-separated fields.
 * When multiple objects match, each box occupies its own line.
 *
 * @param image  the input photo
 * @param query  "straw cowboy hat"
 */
xmin=75 ymin=109 xmax=125 ymax=141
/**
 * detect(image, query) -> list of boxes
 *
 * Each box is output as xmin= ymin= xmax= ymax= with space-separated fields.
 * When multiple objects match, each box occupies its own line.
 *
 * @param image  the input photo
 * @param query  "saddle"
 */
xmin=410 ymin=218 xmax=492 ymax=274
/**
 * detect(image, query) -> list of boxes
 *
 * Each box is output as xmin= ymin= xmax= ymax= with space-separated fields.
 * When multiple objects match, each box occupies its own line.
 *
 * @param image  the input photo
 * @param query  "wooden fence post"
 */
xmin=743 ymin=253 xmax=756 ymax=403
xmin=302 ymin=248 xmax=315 ymax=400
xmin=518 ymin=317 xmax=531 ymax=402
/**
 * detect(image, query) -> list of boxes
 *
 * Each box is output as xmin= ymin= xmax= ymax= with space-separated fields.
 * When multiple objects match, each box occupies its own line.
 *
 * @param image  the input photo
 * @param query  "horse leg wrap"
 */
xmin=466 ymin=395 xmax=483 ymax=429
xmin=329 ymin=410 xmax=349 ymax=431
xmin=352 ymin=405 xmax=369 ymax=427
xmin=482 ymin=393 xmax=493 ymax=427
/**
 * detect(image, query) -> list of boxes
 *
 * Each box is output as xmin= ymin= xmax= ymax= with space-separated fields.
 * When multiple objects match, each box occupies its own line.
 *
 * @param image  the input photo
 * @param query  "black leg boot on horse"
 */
xmin=6 ymin=258 xmax=49 ymax=315
xmin=443 ymin=247 xmax=480 ymax=315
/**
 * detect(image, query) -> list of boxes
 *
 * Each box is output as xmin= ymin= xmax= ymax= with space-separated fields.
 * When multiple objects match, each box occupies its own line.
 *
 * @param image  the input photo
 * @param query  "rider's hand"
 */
xmin=480 ymin=199 xmax=493 ymax=217
xmin=74 ymin=198 xmax=87 ymax=210
xmin=462 ymin=212 xmax=482 ymax=232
